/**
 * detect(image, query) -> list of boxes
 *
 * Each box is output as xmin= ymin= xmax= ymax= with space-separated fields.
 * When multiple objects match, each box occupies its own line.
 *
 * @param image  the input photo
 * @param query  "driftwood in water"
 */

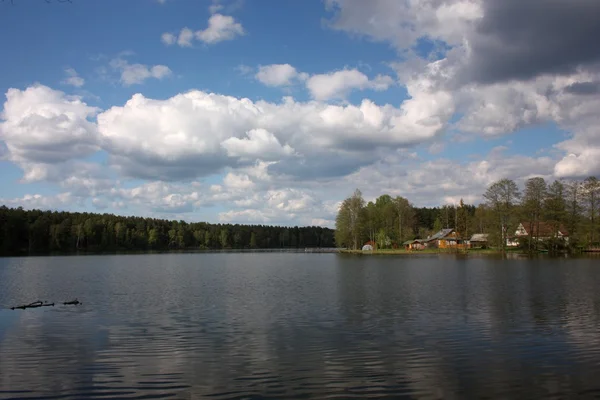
xmin=63 ymin=299 xmax=81 ymax=305
xmin=11 ymin=301 xmax=54 ymax=310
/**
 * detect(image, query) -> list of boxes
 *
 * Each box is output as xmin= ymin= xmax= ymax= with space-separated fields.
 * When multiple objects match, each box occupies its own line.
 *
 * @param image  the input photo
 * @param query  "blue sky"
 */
xmin=0 ymin=0 xmax=599 ymax=227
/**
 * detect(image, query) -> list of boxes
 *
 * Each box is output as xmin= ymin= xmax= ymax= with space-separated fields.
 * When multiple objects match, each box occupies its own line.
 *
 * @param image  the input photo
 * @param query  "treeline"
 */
xmin=335 ymin=176 xmax=600 ymax=251
xmin=0 ymin=207 xmax=335 ymax=255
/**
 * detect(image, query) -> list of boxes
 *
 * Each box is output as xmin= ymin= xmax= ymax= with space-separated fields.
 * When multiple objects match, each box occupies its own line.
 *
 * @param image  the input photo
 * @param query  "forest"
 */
xmin=0 ymin=207 xmax=335 ymax=255
xmin=335 ymin=176 xmax=600 ymax=251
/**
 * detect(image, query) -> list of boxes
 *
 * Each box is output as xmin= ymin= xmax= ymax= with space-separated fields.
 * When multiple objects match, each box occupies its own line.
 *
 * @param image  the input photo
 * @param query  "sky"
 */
xmin=1 ymin=0 xmax=599 ymax=228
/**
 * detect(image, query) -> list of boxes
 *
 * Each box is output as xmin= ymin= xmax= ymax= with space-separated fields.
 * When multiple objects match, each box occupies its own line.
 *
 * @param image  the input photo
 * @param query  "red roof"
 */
xmin=518 ymin=222 xmax=569 ymax=237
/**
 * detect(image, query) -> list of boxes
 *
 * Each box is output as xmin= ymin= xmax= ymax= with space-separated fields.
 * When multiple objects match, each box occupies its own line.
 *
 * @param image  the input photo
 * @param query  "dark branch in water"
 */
xmin=11 ymin=300 xmax=54 ymax=310
xmin=2 ymin=0 xmax=72 ymax=4
xmin=10 ymin=299 xmax=81 ymax=310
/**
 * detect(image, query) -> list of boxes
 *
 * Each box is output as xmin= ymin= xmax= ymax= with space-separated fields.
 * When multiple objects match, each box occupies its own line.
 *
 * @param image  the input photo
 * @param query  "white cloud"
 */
xmin=221 ymin=128 xmax=295 ymax=159
xmin=324 ymin=0 xmax=600 ymax=179
xmin=109 ymin=57 xmax=172 ymax=86
xmin=161 ymin=32 xmax=177 ymax=45
xmin=0 ymin=192 xmax=78 ymax=211
xmin=94 ymin=88 xmax=449 ymax=180
xmin=324 ymin=0 xmax=482 ymax=50
xmin=255 ymin=64 xmax=308 ymax=87
xmin=253 ymin=64 xmax=395 ymax=99
xmin=61 ymin=68 xmax=85 ymax=88
xmin=177 ymin=27 xmax=195 ymax=47
xmin=110 ymin=181 xmax=203 ymax=213
xmin=306 ymin=69 xmax=394 ymax=100
xmin=197 ymin=14 xmax=245 ymax=44
xmin=162 ymin=13 xmax=244 ymax=47
xmin=0 ymin=85 xmax=99 ymax=175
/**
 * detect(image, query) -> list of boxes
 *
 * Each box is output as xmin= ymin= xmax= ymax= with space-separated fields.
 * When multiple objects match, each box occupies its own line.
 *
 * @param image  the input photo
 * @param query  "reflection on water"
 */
xmin=1 ymin=253 xmax=600 ymax=399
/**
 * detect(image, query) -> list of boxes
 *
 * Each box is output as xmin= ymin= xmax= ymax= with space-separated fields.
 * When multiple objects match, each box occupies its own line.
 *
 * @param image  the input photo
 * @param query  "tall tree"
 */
xmin=545 ymin=180 xmax=566 ymax=233
xmin=483 ymin=178 xmax=521 ymax=252
xmin=335 ymin=189 xmax=366 ymax=250
xmin=582 ymin=176 xmax=600 ymax=244
xmin=393 ymin=196 xmax=413 ymax=243
xmin=522 ymin=177 xmax=547 ymax=251
xmin=364 ymin=201 xmax=377 ymax=245
xmin=456 ymin=199 xmax=468 ymax=238
xmin=565 ymin=180 xmax=582 ymax=243
xmin=220 ymin=229 xmax=229 ymax=248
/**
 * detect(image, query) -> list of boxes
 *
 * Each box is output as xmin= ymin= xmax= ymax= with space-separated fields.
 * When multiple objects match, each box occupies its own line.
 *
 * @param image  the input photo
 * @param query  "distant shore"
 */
xmin=339 ymin=248 xmax=505 ymax=255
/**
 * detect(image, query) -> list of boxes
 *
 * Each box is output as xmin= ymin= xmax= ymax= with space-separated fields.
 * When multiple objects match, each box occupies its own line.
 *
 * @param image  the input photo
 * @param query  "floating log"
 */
xmin=11 ymin=301 xmax=54 ymax=310
xmin=63 ymin=299 xmax=81 ymax=305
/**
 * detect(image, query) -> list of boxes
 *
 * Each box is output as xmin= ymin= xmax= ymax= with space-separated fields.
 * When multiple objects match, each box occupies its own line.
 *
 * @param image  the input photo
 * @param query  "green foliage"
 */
xmin=483 ymin=178 xmax=521 ymax=251
xmin=0 ymin=206 xmax=335 ymax=255
xmin=335 ymin=189 xmax=366 ymax=250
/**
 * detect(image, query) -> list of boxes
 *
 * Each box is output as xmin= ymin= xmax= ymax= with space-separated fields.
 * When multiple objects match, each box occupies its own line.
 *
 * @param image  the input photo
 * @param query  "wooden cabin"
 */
xmin=403 ymin=239 xmax=426 ymax=250
xmin=424 ymin=229 xmax=470 ymax=249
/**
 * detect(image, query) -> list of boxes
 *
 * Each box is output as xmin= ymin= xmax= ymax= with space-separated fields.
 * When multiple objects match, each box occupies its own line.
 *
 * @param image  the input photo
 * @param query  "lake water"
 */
xmin=1 ymin=253 xmax=600 ymax=399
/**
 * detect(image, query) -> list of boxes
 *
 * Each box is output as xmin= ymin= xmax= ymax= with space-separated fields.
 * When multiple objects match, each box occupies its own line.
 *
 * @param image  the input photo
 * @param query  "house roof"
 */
xmin=518 ymin=222 xmax=569 ymax=237
xmin=425 ymin=228 xmax=455 ymax=242
xmin=470 ymin=233 xmax=489 ymax=242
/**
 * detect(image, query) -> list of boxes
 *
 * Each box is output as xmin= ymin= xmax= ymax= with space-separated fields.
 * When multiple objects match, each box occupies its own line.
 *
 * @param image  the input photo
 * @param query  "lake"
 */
xmin=1 ymin=253 xmax=600 ymax=399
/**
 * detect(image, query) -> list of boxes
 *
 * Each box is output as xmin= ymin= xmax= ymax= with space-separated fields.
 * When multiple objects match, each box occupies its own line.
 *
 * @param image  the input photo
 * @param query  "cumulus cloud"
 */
xmin=255 ymin=64 xmax=308 ymax=87
xmin=61 ymin=68 xmax=85 ymax=88
xmin=161 ymin=32 xmax=177 ymax=45
xmin=109 ymin=57 xmax=172 ymax=86
xmin=0 ymin=85 xmax=99 ymax=176
xmin=325 ymin=0 xmax=600 ymax=178
xmin=197 ymin=14 xmax=245 ymax=44
xmin=0 ymin=192 xmax=79 ymax=211
xmin=254 ymin=64 xmax=395 ymax=100
xmin=162 ymin=13 xmax=244 ymax=47
xmin=306 ymin=69 xmax=394 ymax=100
xmin=325 ymin=0 xmax=482 ymax=50
xmin=110 ymin=181 xmax=203 ymax=213
xmin=94 ymin=89 xmax=450 ymax=180
xmin=5 ymin=0 xmax=600 ymax=226
xmin=221 ymin=128 xmax=295 ymax=160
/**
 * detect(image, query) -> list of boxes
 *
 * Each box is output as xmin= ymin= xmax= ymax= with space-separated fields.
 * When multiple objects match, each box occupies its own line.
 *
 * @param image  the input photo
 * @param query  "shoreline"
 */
xmin=339 ymin=248 xmax=508 ymax=255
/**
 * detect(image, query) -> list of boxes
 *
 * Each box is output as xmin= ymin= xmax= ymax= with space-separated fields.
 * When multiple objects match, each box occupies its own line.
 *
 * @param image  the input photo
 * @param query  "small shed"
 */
xmin=470 ymin=233 xmax=489 ymax=248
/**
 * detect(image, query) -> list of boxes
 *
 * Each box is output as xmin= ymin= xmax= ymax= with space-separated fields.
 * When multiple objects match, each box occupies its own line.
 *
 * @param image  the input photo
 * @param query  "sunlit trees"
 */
xmin=393 ymin=196 xmax=414 ymax=243
xmin=335 ymin=189 xmax=366 ymax=250
xmin=483 ymin=178 xmax=521 ymax=252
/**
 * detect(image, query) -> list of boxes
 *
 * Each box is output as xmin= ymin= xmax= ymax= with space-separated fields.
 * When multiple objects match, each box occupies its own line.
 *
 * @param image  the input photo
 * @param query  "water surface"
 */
xmin=1 ymin=253 xmax=600 ymax=399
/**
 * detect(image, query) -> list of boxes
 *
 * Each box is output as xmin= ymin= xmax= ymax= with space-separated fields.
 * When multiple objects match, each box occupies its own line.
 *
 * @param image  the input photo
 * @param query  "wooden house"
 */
xmin=424 ymin=228 xmax=470 ymax=249
xmin=403 ymin=239 xmax=426 ymax=250
xmin=507 ymin=222 xmax=569 ymax=247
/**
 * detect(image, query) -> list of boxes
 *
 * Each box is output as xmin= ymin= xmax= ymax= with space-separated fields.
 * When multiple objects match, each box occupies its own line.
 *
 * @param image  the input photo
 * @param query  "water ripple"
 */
xmin=2 ymin=254 xmax=600 ymax=398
